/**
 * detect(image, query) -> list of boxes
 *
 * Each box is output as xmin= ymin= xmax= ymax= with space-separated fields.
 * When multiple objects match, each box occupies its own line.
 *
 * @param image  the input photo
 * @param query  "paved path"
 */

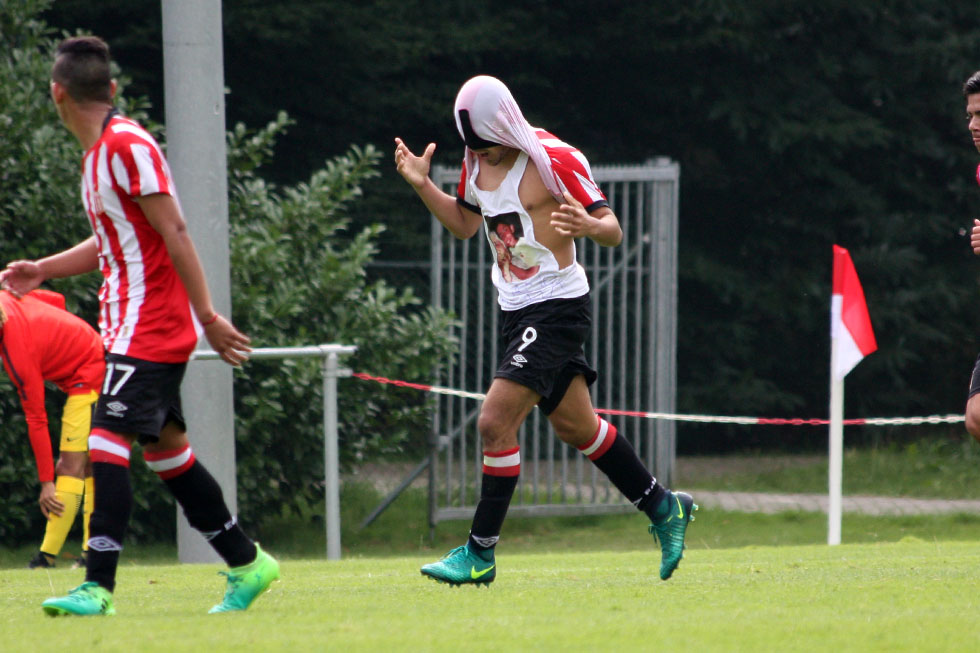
xmin=694 ymin=490 xmax=980 ymax=516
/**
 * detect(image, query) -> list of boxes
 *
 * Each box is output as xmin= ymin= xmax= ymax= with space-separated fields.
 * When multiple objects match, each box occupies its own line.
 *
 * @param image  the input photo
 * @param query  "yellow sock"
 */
xmin=82 ymin=476 xmax=94 ymax=554
xmin=39 ymin=475 xmax=85 ymax=557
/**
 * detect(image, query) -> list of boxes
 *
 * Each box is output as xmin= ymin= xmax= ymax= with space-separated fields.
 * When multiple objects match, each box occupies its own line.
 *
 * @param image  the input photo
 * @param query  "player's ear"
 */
xmin=50 ymin=80 xmax=65 ymax=104
xmin=109 ymin=79 xmax=118 ymax=100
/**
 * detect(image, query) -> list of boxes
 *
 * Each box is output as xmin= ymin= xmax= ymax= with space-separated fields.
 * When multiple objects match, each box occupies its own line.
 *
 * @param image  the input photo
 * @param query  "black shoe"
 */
xmin=70 ymin=552 xmax=88 ymax=569
xmin=28 ymin=551 xmax=56 ymax=569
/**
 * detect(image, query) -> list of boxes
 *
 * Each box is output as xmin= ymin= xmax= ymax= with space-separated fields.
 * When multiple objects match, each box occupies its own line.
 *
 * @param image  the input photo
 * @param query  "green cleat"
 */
xmin=649 ymin=491 xmax=698 ymax=580
xmin=421 ymin=543 xmax=496 ymax=586
xmin=42 ymin=581 xmax=115 ymax=616
xmin=209 ymin=545 xmax=280 ymax=614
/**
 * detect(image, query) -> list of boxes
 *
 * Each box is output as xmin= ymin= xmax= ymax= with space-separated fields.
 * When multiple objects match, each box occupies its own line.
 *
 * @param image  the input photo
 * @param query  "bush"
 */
xmin=226 ymin=115 xmax=455 ymax=528
xmin=0 ymin=2 xmax=455 ymax=543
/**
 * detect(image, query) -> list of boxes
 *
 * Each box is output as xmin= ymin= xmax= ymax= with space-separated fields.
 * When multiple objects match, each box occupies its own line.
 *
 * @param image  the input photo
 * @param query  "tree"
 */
xmin=0 ymin=0 xmax=112 ymax=543
xmin=225 ymin=114 xmax=456 ymax=527
xmin=0 ymin=1 xmax=456 ymax=543
xmin=34 ymin=0 xmax=980 ymax=452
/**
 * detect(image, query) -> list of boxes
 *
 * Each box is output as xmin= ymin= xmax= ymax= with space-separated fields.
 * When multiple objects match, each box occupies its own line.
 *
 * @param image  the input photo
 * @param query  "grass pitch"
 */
xmin=3 ymin=538 xmax=978 ymax=652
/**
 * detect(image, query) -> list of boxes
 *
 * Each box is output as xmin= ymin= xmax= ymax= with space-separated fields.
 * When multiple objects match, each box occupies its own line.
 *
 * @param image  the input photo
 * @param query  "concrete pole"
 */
xmin=161 ymin=0 xmax=236 ymax=563
xmin=323 ymin=352 xmax=341 ymax=560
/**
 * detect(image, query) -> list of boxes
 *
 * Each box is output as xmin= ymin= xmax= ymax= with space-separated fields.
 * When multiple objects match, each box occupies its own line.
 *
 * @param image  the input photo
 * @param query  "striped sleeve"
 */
xmin=538 ymin=131 xmax=608 ymax=212
xmin=108 ymin=125 xmax=173 ymax=198
xmin=455 ymin=158 xmax=481 ymax=214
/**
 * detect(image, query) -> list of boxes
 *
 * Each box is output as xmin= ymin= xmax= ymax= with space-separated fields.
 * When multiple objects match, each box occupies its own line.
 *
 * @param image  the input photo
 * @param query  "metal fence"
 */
xmin=426 ymin=158 xmax=680 ymax=524
xmin=191 ymin=345 xmax=356 ymax=559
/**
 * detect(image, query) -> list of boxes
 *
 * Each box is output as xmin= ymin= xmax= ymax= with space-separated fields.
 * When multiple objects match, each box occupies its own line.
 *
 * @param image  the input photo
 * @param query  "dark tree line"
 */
xmin=41 ymin=1 xmax=980 ymax=451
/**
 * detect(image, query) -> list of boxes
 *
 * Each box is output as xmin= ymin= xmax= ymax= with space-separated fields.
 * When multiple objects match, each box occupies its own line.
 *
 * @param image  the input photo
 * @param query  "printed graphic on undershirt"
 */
xmin=486 ymin=212 xmax=542 ymax=282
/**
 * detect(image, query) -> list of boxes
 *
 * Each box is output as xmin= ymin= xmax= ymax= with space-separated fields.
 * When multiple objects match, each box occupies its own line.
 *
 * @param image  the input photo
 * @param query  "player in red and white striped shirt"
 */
xmin=2 ymin=36 xmax=278 ymax=617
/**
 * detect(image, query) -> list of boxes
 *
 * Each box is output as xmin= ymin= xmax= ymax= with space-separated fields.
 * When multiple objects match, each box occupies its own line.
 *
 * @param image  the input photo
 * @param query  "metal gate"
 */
xmin=428 ymin=158 xmax=679 ymax=525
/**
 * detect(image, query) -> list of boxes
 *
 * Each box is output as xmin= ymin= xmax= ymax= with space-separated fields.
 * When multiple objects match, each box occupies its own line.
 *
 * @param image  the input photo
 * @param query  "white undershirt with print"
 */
xmin=468 ymin=152 xmax=590 ymax=311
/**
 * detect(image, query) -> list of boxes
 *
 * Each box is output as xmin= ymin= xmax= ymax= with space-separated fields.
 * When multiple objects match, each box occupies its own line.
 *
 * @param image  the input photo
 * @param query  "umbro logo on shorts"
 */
xmin=510 ymin=354 xmax=527 ymax=368
xmin=106 ymin=400 xmax=128 ymax=417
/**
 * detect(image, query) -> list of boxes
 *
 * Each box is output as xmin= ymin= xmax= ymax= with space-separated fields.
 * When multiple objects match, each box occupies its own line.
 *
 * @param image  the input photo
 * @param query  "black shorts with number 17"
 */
xmin=91 ymin=352 xmax=187 ymax=443
xmin=494 ymin=294 xmax=598 ymax=415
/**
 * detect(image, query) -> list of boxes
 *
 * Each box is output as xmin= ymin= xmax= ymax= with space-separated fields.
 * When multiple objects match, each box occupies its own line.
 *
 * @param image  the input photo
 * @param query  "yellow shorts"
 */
xmin=60 ymin=390 xmax=98 ymax=454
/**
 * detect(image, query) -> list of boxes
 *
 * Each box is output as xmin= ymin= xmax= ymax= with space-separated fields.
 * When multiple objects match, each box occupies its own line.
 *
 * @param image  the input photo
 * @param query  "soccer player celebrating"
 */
xmin=0 ymin=289 xmax=102 ymax=570
xmin=394 ymin=75 xmax=697 ymax=585
xmin=1 ymin=36 xmax=279 ymax=616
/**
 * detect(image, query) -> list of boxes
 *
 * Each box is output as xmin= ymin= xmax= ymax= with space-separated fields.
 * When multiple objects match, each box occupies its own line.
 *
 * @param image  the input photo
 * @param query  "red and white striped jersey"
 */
xmin=80 ymin=114 xmax=200 ymax=363
xmin=456 ymin=129 xmax=608 ymax=214
xmin=455 ymin=129 xmax=606 ymax=310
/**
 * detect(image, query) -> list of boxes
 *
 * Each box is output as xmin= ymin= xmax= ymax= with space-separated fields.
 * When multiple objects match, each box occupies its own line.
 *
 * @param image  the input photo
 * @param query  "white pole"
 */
xmin=192 ymin=344 xmax=355 ymax=559
xmin=162 ymin=0 xmax=234 ymax=564
xmin=828 ymin=340 xmax=843 ymax=546
xmin=323 ymin=350 xmax=342 ymax=560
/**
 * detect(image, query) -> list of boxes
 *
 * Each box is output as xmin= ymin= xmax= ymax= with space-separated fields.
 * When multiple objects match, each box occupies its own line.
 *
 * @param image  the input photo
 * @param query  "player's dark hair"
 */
xmin=52 ymin=36 xmax=112 ymax=103
xmin=964 ymin=71 xmax=980 ymax=97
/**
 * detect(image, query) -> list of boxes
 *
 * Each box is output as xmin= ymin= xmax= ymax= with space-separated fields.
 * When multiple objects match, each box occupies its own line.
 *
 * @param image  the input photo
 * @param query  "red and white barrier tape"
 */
xmin=351 ymin=372 xmax=964 ymax=426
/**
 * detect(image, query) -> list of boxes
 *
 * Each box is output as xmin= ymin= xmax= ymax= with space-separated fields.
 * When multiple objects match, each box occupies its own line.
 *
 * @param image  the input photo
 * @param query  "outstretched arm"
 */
xmin=0 ymin=237 xmax=99 ymax=297
xmin=394 ymin=137 xmax=482 ymax=239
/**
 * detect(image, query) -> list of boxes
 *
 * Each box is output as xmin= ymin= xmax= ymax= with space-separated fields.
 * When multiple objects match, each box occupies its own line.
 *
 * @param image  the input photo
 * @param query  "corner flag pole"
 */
xmin=828 ymin=339 xmax=844 ymax=545
xmin=828 ymin=245 xmax=877 ymax=546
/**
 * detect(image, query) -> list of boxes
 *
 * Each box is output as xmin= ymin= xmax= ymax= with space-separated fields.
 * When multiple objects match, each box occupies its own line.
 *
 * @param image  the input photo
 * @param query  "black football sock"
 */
xmin=468 ymin=447 xmax=520 ymax=557
xmin=163 ymin=459 xmax=256 ymax=567
xmin=86 ymin=462 xmax=133 ymax=593
xmin=579 ymin=417 xmax=667 ymax=521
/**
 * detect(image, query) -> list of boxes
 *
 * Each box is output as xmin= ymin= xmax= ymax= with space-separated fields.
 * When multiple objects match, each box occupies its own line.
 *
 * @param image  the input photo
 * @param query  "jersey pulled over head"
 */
xmin=453 ymin=75 xmax=565 ymax=201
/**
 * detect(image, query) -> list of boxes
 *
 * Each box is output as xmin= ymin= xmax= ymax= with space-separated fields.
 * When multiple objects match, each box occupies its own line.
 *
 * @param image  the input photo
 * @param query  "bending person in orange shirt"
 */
xmin=0 ymin=289 xmax=104 ymax=568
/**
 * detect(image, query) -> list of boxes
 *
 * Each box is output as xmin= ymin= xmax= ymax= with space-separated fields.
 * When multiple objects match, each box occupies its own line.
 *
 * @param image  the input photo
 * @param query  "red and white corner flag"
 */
xmin=831 ymin=245 xmax=877 ymax=379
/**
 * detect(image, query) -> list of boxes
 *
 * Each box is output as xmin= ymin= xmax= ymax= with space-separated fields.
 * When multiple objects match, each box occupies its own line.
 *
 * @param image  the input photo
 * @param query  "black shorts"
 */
xmin=969 ymin=354 xmax=980 ymax=400
xmin=495 ymin=294 xmax=598 ymax=415
xmin=91 ymin=352 xmax=187 ymax=443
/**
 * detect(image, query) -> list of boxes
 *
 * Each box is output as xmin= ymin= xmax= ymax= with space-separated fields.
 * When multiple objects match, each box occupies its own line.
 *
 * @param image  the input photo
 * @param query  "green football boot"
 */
xmin=421 ymin=543 xmax=496 ymax=586
xmin=209 ymin=544 xmax=280 ymax=613
xmin=649 ymin=491 xmax=698 ymax=580
xmin=42 ymin=581 xmax=115 ymax=616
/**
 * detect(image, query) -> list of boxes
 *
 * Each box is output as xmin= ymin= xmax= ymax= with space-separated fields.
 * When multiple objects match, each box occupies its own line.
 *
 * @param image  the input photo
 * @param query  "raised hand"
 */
xmin=394 ymin=137 xmax=436 ymax=189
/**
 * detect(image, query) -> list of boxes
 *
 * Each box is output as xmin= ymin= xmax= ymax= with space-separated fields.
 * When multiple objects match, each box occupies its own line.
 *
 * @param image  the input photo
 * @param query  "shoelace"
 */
xmin=442 ymin=546 xmax=466 ymax=560
xmin=649 ymin=524 xmax=661 ymax=544
xmin=649 ymin=523 xmax=682 ymax=546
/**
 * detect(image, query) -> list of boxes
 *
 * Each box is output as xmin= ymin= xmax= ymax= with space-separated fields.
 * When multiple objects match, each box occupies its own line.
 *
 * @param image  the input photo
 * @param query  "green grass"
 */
xmin=5 ymin=438 xmax=980 ymax=650
xmin=3 ymin=540 xmax=979 ymax=652
xmin=676 ymin=435 xmax=980 ymax=498
xmin=8 ymin=432 xmax=980 ymax=568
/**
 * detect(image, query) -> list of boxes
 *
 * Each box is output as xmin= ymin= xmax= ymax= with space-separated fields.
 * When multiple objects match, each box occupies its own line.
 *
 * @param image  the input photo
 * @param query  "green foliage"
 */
xmin=226 ymin=115 xmax=456 ymax=529
xmin=0 ymin=2 xmax=455 ymax=542
xmin=40 ymin=0 xmax=980 ymax=452
xmin=0 ymin=1 xmax=175 ymax=545
xmin=0 ymin=0 xmax=91 ymax=307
